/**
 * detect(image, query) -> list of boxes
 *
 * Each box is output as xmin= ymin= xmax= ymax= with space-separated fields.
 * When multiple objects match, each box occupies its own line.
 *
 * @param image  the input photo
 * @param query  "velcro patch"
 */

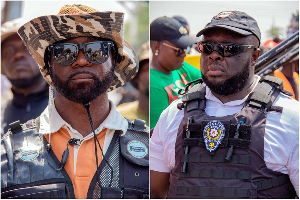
xmin=127 ymin=141 xmax=148 ymax=158
xmin=203 ymin=120 xmax=226 ymax=152
xmin=20 ymin=143 xmax=40 ymax=162
xmin=120 ymin=136 xmax=149 ymax=166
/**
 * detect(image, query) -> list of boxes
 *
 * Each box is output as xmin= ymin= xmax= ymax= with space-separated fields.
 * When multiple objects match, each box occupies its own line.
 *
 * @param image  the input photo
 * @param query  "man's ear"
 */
xmin=251 ymin=48 xmax=261 ymax=66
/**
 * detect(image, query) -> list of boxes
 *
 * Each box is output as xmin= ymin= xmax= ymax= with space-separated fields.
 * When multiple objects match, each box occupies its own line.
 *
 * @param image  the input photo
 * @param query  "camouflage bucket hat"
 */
xmin=17 ymin=4 xmax=138 ymax=92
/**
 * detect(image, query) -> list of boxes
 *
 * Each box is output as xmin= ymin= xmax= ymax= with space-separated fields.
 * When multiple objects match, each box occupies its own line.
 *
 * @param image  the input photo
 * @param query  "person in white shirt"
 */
xmin=150 ymin=10 xmax=298 ymax=199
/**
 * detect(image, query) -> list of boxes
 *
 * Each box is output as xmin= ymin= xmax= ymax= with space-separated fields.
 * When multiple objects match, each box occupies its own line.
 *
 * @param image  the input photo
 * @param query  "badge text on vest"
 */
xmin=203 ymin=120 xmax=225 ymax=152
xmin=20 ymin=142 xmax=40 ymax=162
xmin=127 ymin=141 xmax=148 ymax=158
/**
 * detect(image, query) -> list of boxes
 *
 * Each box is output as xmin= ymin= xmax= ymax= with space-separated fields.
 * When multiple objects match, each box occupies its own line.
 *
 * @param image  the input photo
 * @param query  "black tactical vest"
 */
xmin=168 ymin=76 xmax=297 ymax=199
xmin=1 ymin=118 xmax=149 ymax=199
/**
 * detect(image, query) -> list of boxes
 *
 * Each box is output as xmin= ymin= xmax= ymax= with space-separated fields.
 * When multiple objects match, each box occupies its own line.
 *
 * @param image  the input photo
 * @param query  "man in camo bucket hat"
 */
xmin=17 ymin=4 xmax=138 ymax=91
xmin=1 ymin=4 xmax=149 ymax=199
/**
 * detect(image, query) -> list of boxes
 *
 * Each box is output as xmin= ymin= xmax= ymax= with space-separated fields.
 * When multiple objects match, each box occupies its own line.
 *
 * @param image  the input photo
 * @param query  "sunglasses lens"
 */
xmin=84 ymin=42 xmax=112 ymax=64
xmin=199 ymin=43 xmax=242 ymax=57
xmin=50 ymin=41 xmax=114 ymax=66
xmin=177 ymin=48 xmax=186 ymax=56
xmin=199 ymin=43 xmax=213 ymax=54
xmin=223 ymin=44 xmax=239 ymax=57
xmin=52 ymin=44 xmax=77 ymax=65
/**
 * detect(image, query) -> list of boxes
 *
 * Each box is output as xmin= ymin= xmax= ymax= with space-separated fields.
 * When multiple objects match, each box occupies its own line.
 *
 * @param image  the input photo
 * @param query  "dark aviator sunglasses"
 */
xmin=162 ymin=42 xmax=187 ymax=57
xmin=198 ymin=42 xmax=258 ymax=57
xmin=47 ymin=41 xmax=114 ymax=66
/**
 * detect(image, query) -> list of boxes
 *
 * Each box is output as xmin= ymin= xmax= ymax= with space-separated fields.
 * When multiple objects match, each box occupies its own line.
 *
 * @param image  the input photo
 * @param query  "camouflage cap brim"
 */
xmin=17 ymin=10 xmax=138 ymax=92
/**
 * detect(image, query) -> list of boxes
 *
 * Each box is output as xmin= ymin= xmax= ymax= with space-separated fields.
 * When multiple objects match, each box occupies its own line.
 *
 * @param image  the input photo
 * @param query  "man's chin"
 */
xmin=69 ymin=82 xmax=94 ymax=91
xmin=9 ymin=73 xmax=42 ymax=88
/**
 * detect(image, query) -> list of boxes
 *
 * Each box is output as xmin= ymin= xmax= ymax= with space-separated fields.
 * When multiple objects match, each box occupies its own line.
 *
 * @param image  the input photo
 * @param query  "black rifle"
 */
xmin=255 ymin=30 xmax=299 ymax=74
xmin=257 ymin=45 xmax=299 ymax=76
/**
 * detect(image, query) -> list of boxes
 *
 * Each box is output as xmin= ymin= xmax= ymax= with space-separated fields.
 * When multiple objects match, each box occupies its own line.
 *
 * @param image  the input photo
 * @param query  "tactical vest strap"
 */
xmin=260 ymin=75 xmax=283 ymax=86
xmin=268 ymin=106 xmax=283 ymax=113
xmin=128 ymin=119 xmax=147 ymax=132
xmin=260 ymin=75 xmax=293 ymax=97
xmin=1 ymin=179 xmax=68 ymax=199
xmin=182 ymin=91 xmax=205 ymax=102
xmin=254 ymin=175 xmax=291 ymax=191
xmin=186 ymin=101 xmax=200 ymax=112
xmin=8 ymin=120 xmax=22 ymax=134
xmin=2 ymin=135 xmax=14 ymax=185
xmin=180 ymin=83 xmax=206 ymax=112
xmin=100 ymin=187 xmax=149 ymax=199
xmin=246 ymin=75 xmax=284 ymax=111
xmin=8 ymin=118 xmax=37 ymax=135
xmin=123 ymin=188 xmax=149 ymax=199
xmin=181 ymin=154 xmax=251 ymax=164
xmin=182 ymin=137 xmax=251 ymax=149
xmin=180 ymin=168 xmax=251 ymax=180
xmin=101 ymin=187 xmax=122 ymax=198
xmin=182 ymin=122 xmax=251 ymax=149
xmin=185 ymin=123 xmax=251 ymax=134
xmin=175 ymin=186 xmax=250 ymax=197
xmin=270 ymin=188 xmax=297 ymax=199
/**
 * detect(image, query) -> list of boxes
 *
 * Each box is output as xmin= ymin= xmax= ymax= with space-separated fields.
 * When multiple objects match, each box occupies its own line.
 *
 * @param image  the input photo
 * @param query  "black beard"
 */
xmin=203 ymin=61 xmax=250 ymax=96
xmin=50 ymin=68 xmax=114 ymax=104
xmin=8 ymin=73 xmax=43 ymax=88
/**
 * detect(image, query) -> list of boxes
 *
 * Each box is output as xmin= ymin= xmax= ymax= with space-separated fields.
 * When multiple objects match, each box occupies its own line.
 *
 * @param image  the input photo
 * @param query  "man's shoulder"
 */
xmin=271 ymin=93 xmax=299 ymax=132
xmin=158 ymin=99 xmax=184 ymax=126
xmin=2 ymin=118 xmax=39 ymax=137
xmin=275 ymin=93 xmax=299 ymax=113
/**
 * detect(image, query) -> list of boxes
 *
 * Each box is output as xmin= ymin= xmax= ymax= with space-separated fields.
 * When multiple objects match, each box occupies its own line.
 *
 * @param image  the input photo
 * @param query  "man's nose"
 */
xmin=71 ymin=50 xmax=92 ymax=68
xmin=179 ymin=50 xmax=187 ymax=58
xmin=13 ymin=48 xmax=28 ymax=60
xmin=208 ymin=50 xmax=224 ymax=61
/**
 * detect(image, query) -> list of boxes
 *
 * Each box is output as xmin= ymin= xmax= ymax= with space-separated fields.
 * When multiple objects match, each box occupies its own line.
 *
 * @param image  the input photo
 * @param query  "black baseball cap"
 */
xmin=172 ymin=16 xmax=189 ymax=26
xmin=150 ymin=16 xmax=196 ymax=48
xmin=196 ymin=11 xmax=261 ymax=45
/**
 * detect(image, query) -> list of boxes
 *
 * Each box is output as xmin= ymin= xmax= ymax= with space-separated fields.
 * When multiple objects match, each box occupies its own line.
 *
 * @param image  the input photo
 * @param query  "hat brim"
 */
xmin=1 ymin=32 xmax=19 ymax=43
xmin=17 ymin=12 xmax=139 ymax=92
xmin=1 ymin=17 xmax=30 ymax=43
xmin=168 ymin=35 xmax=197 ymax=48
xmin=196 ymin=25 xmax=252 ymax=37
xmin=109 ymin=40 xmax=139 ymax=92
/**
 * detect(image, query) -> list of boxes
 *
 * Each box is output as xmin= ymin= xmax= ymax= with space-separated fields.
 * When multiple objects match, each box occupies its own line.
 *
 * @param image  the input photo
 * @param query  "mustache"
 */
xmin=68 ymin=71 xmax=97 ymax=79
xmin=11 ymin=60 xmax=28 ymax=67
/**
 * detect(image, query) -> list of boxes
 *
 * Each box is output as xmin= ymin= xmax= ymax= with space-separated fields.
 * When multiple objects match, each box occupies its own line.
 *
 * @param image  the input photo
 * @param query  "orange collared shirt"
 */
xmin=45 ymin=127 xmax=107 ymax=199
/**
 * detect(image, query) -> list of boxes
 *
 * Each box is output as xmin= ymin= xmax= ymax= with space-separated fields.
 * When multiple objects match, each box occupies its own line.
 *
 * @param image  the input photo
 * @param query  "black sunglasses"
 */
xmin=47 ymin=41 xmax=114 ymax=66
xmin=198 ymin=42 xmax=258 ymax=57
xmin=162 ymin=42 xmax=186 ymax=57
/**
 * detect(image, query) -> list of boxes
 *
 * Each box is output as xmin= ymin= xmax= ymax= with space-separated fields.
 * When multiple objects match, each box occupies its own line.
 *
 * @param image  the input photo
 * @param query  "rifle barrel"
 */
xmin=257 ymin=45 xmax=299 ymax=76
xmin=255 ymin=30 xmax=299 ymax=73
